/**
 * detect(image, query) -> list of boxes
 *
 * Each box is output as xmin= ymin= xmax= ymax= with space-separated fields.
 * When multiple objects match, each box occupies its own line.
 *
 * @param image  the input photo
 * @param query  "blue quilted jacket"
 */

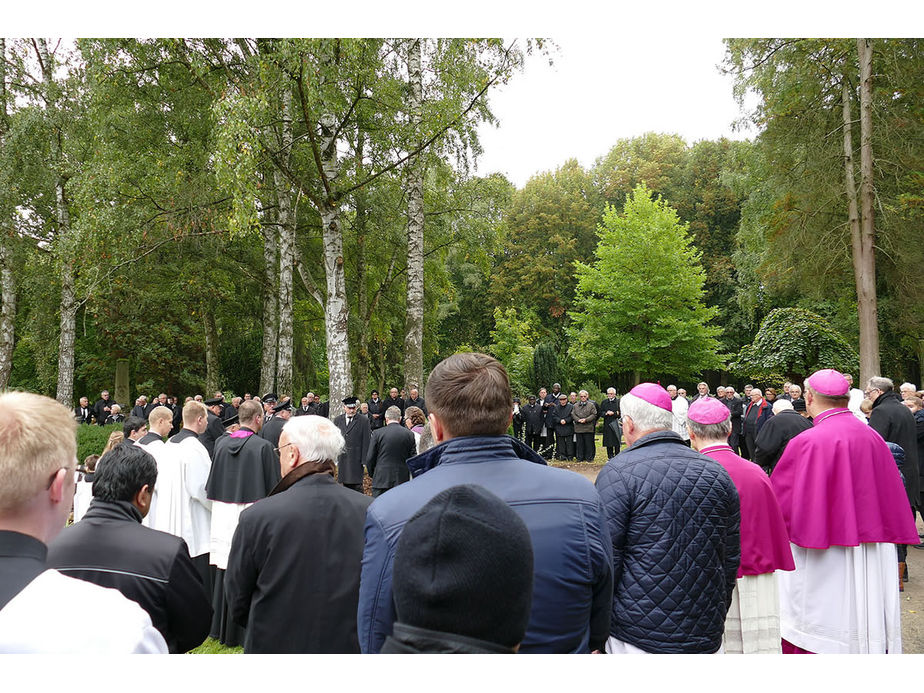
xmin=595 ymin=430 xmax=740 ymax=653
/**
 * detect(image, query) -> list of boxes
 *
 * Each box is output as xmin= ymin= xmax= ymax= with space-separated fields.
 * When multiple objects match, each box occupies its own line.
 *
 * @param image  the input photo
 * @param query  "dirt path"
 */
xmin=557 ymin=463 xmax=924 ymax=653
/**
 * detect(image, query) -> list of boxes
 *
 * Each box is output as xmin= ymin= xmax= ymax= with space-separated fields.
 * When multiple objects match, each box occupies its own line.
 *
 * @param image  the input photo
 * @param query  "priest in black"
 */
xmin=259 ymin=399 xmax=292 ymax=451
xmin=199 ymin=398 xmax=227 ymax=460
xmin=523 ymin=395 xmax=544 ymax=452
xmin=752 ymin=398 xmax=813 ymax=474
xmin=367 ymin=390 xmax=386 ymax=430
xmin=551 ymin=393 xmax=575 ymax=461
xmin=334 ymin=397 xmax=371 ymax=493
xmin=382 ymin=388 xmax=405 ymax=420
xmin=225 ymin=415 xmax=371 ymax=653
xmin=204 ymin=400 xmax=280 ymax=647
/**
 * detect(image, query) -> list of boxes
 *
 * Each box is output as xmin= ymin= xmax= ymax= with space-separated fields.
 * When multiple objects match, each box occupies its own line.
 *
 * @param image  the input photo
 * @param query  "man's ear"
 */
xmin=429 ymin=412 xmax=446 ymax=443
xmin=48 ymin=467 xmax=70 ymax=504
xmin=134 ymin=484 xmax=152 ymax=517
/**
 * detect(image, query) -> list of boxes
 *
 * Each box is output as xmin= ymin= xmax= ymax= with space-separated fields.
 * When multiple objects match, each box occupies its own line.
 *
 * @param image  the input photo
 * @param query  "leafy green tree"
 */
xmin=531 ymin=342 xmax=559 ymax=393
xmin=730 ymin=307 xmax=859 ymax=383
xmin=568 ymin=185 xmax=723 ymax=383
xmin=489 ymin=307 xmax=537 ymax=395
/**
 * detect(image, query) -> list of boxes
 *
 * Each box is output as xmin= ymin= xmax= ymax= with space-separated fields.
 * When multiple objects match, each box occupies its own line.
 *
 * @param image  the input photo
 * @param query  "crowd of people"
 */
xmin=2 ymin=356 xmax=923 ymax=654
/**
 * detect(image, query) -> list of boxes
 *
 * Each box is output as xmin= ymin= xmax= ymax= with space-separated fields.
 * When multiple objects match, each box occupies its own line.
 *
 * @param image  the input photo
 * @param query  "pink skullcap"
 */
xmin=628 ymin=383 xmax=672 ymax=412
xmin=688 ymin=397 xmax=731 ymax=425
xmin=807 ymin=369 xmax=849 ymax=397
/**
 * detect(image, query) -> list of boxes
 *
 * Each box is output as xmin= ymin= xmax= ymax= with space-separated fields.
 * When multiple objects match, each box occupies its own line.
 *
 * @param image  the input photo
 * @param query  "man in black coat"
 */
xmin=868 ymin=376 xmax=920 ymax=515
xmin=367 ymin=390 xmax=386 ymax=430
xmin=511 ymin=397 xmax=524 ymax=441
xmin=599 ymin=388 xmax=621 ymax=458
xmin=365 ymin=406 xmax=417 ymax=497
xmin=523 ymin=395 xmax=544 ymax=452
xmin=92 ymin=390 xmax=116 ymax=426
xmin=47 ymin=443 xmax=211 ymax=653
xmin=74 ymin=397 xmax=93 ymax=425
xmin=722 ymin=388 xmax=745 ymax=457
xmin=294 ymin=394 xmax=316 ymax=417
xmin=405 ymin=388 xmax=427 ymax=418
xmin=334 ymin=397 xmax=371 ymax=492
xmin=260 ymin=399 xmax=292 ymax=451
xmin=382 ymin=387 xmax=405 ymax=421
xmin=552 ymin=393 xmax=575 ymax=460
xmin=225 ymin=415 xmax=371 ymax=653
xmin=753 ymin=398 xmax=813 ymax=474
xmin=199 ymin=398 xmax=227 ymax=460
xmin=742 ymin=388 xmax=772 ymax=461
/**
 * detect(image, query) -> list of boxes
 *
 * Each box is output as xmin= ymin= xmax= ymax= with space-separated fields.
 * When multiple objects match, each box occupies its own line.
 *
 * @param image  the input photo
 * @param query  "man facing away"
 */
xmin=0 ymin=391 xmax=166 ymax=653
xmin=594 ymin=383 xmax=740 ymax=654
xmin=359 ymin=353 xmax=613 ymax=654
xmin=47 ymin=443 xmax=211 ymax=653
xmin=686 ymin=397 xmax=794 ymax=653
xmin=365 ymin=406 xmax=417 ymax=498
xmin=771 ymin=369 xmax=918 ymax=653
xmin=225 ymin=415 xmax=371 ymax=653
xmin=752 ymin=398 xmax=813 ymax=475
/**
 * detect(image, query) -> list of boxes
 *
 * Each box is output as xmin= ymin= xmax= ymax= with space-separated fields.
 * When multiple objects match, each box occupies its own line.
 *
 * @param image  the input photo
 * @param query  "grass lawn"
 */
xmin=189 ymin=638 xmax=242 ymax=654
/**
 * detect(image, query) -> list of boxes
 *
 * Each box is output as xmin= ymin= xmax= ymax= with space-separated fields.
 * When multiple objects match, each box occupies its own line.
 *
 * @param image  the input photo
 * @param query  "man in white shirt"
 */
xmin=666 ymin=384 xmax=690 ymax=446
xmin=0 ymin=391 xmax=166 ymax=653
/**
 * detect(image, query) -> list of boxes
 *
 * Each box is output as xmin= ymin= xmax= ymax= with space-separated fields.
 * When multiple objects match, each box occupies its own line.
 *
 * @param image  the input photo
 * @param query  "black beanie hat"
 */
xmin=392 ymin=484 xmax=534 ymax=649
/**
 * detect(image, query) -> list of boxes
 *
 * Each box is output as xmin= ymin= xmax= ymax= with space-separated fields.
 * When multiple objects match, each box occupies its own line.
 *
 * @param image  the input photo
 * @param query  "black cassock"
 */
xmin=334 ymin=413 xmax=371 ymax=486
xmin=205 ymin=429 xmax=281 ymax=647
xmin=599 ymin=397 xmax=622 ymax=452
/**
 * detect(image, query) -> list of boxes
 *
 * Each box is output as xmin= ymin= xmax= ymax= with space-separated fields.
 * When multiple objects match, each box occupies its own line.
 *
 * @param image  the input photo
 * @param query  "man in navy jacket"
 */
xmin=358 ymin=353 xmax=613 ymax=654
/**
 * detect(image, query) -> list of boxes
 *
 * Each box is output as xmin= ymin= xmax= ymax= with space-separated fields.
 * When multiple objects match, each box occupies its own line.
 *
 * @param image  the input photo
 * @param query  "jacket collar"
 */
xmin=872 ymin=391 xmax=902 ymax=409
xmin=83 ymin=499 xmax=144 ymax=524
xmin=407 ymin=435 xmax=547 ymax=479
xmin=269 ymin=460 xmax=336 ymax=496
xmin=627 ymin=429 xmax=685 ymax=451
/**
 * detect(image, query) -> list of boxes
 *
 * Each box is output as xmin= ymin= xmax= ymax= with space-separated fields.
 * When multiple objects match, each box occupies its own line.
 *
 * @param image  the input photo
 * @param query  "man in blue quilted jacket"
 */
xmin=358 ymin=352 xmax=613 ymax=653
xmin=595 ymin=382 xmax=740 ymax=654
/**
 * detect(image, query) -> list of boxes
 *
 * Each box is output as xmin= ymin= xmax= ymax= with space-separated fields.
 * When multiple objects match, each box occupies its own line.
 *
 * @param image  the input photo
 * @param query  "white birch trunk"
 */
xmin=0 ymin=38 xmax=16 ymax=390
xmin=259 ymin=204 xmax=278 ymax=396
xmin=403 ymin=38 xmax=425 ymax=393
xmin=320 ymin=112 xmax=352 ymax=418
xmin=855 ymin=38 xmax=881 ymax=383
xmin=36 ymin=39 xmax=76 ymax=406
xmin=274 ymin=92 xmax=295 ymax=398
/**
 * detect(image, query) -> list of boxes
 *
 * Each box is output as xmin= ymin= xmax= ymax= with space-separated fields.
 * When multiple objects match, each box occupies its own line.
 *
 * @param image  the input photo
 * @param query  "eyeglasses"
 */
xmin=274 ymin=442 xmax=295 ymax=454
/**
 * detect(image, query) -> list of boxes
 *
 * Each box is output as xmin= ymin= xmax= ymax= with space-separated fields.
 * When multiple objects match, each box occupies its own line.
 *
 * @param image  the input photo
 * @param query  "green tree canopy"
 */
xmin=730 ymin=307 xmax=859 ymax=384
xmin=568 ymin=185 xmax=723 ymax=382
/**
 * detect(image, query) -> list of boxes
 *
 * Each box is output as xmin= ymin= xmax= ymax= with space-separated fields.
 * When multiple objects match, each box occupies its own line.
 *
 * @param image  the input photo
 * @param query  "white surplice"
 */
xmin=723 ymin=571 xmax=782 ymax=654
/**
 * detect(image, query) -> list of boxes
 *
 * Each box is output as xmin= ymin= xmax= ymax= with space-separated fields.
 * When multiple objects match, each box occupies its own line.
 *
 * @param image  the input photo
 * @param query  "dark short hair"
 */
xmin=425 ymin=353 xmax=512 ymax=437
xmin=92 ymin=443 xmax=157 ymax=502
xmin=122 ymin=416 xmax=146 ymax=438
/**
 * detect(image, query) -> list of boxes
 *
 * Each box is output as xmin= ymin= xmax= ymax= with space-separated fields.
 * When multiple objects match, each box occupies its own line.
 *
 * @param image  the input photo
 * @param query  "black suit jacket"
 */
xmin=334 ymin=413 xmax=371 ymax=485
xmin=367 ymin=398 xmax=386 ymax=430
xmin=74 ymin=406 xmax=94 ymax=425
xmin=365 ymin=423 xmax=417 ymax=491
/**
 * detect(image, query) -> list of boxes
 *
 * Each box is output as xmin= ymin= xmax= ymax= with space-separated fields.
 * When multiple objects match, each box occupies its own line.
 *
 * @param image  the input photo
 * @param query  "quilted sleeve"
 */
xmin=594 ymin=464 xmax=630 ymax=589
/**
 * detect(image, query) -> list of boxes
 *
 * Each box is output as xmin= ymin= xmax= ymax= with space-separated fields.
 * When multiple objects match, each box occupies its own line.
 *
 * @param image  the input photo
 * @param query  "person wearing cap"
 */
xmin=751 ymin=398 xmax=813 ymax=475
xmin=523 ymin=395 xmax=544 ymax=452
xmin=259 ymin=398 xmax=292 ymax=451
xmin=594 ymin=382 xmax=740 ymax=653
xmin=367 ymin=390 xmax=385 ymax=430
xmin=359 ymin=353 xmax=613 ymax=654
xmin=334 ymin=396 xmax=371 ymax=493
xmin=382 ymin=485 xmax=534 ymax=653
xmin=552 ymin=393 xmax=575 ymax=461
xmin=224 ymin=415 xmax=372 ymax=653
xmin=204 ymin=400 xmax=280 ymax=647
xmin=686 ymin=397 xmax=794 ymax=653
xmin=771 ymin=369 xmax=918 ymax=653
xmin=199 ymin=397 xmax=228 ymax=460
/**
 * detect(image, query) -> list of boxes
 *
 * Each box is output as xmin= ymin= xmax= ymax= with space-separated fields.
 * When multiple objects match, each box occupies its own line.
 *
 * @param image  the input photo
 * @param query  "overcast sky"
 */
xmin=474 ymin=36 xmax=756 ymax=188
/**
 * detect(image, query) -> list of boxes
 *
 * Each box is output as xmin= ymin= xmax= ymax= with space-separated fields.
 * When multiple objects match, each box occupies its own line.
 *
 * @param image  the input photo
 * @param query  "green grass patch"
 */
xmin=188 ymin=638 xmax=243 ymax=654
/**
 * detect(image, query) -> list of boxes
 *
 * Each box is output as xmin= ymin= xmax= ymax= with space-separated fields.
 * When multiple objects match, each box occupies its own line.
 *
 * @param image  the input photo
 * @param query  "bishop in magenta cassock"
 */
xmin=687 ymin=397 xmax=794 ymax=654
xmin=771 ymin=369 xmax=919 ymax=654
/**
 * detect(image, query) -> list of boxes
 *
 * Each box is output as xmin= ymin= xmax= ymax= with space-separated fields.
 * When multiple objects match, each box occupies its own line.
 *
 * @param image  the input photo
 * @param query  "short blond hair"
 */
xmin=148 ymin=405 xmax=173 ymax=428
xmin=183 ymin=400 xmax=208 ymax=425
xmin=0 ymin=391 xmax=77 ymax=513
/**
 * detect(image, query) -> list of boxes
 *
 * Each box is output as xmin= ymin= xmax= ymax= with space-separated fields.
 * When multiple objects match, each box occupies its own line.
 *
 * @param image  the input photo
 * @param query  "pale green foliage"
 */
xmin=489 ymin=306 xmax=537 ymax=393
xmin=730 ymin=307 xmax=859 ymax=382
xmin=568 ymin=185 xmax=723 ymax=380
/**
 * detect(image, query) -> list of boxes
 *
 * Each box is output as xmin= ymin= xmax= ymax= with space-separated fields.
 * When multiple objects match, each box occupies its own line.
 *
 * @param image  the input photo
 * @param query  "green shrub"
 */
xmin=76 ymin=423 xmax=122 ymax=463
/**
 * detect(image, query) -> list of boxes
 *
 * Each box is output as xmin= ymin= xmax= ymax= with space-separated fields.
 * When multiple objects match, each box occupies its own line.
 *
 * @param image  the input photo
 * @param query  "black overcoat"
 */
xmin=365 ymin=422 xmax=417 ymax=491
xmin=599 ymin=397 xmax=621 ymax=447
xmin=225 ymin=472 xmax=372 ymax=653
xmin=753 ymin=410 xmax=813 ymax=472
xmin=334 ymin=413 xmax=371 ymax=485
xmin=870 ymin=392 xmax=920 ymax=509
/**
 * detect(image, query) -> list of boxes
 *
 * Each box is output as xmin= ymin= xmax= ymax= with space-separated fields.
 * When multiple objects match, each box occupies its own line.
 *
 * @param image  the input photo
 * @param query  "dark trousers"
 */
xmin=575 ymin=432 xmax=595 ymax=462
xmin=513 ymin=423 xmax=524 ymax=441
xmin=728 ymin=427 xmax=741 ymax=456
xmin=542 ymin=432 xmax=554 ymax=459
xmin=527 ymin=432 xmax=543 ymax=452
xmin=606 ymin=446 xmax=619 ymax=458
xmin=555 ymin=433 xmax=575 ymax=460
xmin=744 ymin=432 xmax=757 ymax=462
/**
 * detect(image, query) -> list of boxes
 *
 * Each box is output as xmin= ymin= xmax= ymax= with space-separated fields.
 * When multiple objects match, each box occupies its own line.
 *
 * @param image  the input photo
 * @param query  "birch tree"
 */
xmin=403 ymin=38 xmax=425 ymax=393
xmin=0 ymin=38 xmax=16 ymax=389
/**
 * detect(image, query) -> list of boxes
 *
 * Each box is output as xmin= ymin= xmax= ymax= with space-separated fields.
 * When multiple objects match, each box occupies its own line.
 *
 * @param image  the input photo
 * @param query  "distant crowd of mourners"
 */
xmin=2 ymin=355 xmax=923 ymax=654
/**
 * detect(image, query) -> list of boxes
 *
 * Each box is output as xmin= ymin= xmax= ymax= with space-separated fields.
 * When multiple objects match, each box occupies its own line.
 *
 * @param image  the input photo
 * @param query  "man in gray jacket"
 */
xmin=572 ymin=390 xmax=598 ymax=462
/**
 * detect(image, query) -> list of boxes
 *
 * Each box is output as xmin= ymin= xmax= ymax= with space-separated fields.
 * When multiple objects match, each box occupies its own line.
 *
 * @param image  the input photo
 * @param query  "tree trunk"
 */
xmin=403 ymin=38 xmax=425 ymax=393
xmin=354 ymin=127 xmax=369 ymax=397
xmin=36 ymin=39 xmax=76 ymax=406
xmin=274 ymin=92 xmax=295 ymax=399
xmin=203 ymin=309 xmax=220 ymax=394
xmin=855 ymin=38 xmax=881 ymax=383
xmin=320 ymin=112 xmax=353 ymax=418
xmin=259 ymin=201 xmax=278 ymax=397
xmin=0 ymin=38 xmax=16 ymax=390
